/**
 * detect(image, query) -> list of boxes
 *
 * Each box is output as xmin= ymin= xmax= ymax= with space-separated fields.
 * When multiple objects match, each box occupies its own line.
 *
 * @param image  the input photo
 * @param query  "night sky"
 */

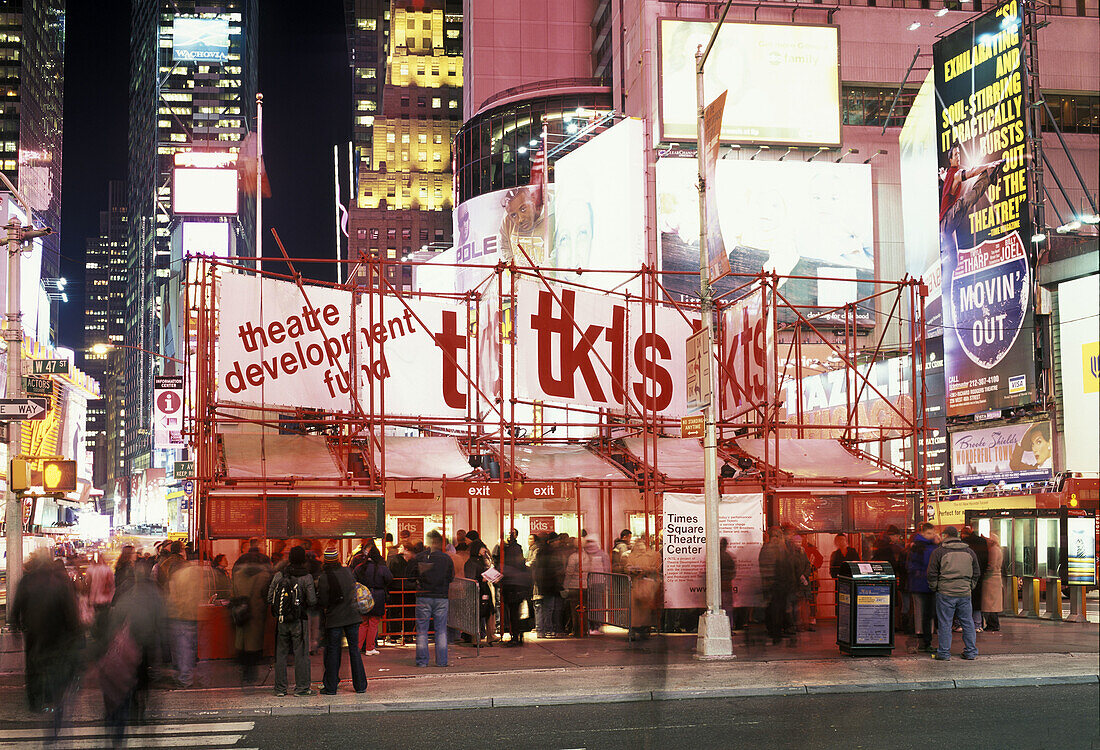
xmin=58 ymin=1 xmax=352 ymax=351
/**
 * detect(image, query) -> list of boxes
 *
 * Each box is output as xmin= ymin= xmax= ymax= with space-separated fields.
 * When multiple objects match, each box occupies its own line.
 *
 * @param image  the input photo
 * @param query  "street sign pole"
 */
xmin=4 ymin=216 xmax=24 ymax=603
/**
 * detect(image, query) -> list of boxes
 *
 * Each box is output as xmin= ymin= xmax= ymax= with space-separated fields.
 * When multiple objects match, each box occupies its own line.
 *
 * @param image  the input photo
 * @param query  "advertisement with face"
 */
xmin=658 ymin=157 xmax=874 ymax=323
xmin=1057 ymin=274 xmax=1099 ymax=476
xmin=934 ymin=1 xmax=1035 ymax=416
xmin=659 ymin=20 xmax=840 ymax=146
xmin=949 ymin=420 xmax=1053 ymax=486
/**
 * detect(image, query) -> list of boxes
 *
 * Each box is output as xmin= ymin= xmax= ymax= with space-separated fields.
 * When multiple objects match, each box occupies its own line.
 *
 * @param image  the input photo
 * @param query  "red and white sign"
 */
xmin=529 ymin=516 xmax=556 ymax=535
xmin=153 ymin=376 xmax=184 ymax=449
xmin=720 ymin=290 xmax=774 ymax=421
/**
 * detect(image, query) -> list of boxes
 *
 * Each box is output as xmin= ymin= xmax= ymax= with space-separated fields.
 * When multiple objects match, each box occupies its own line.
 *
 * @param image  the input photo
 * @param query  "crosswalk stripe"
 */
xmin=0 ymin=722 xmax=255 ymax=740
xmin=0 ymin=734 xmax=245 ymax=750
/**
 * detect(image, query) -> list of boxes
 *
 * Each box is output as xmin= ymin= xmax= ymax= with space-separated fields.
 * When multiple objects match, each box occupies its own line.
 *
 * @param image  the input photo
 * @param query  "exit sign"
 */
xmin=32 ymin=359 xmax=69 ymax=375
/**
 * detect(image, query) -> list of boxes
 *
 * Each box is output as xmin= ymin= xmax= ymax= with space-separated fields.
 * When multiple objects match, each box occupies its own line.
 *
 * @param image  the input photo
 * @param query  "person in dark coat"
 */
xmin=354 ymin=545 xmax=394 ymax=654
xmin=829 ymin=533 xmax=860 ymax=579
xmin=268 ymin=545 xmax=317 ymax=696
xmin=532 ymin=532 xmax=565 ymax=637
xmin=962 ymin=526 xmax=990 ymax=632
xmin=759 ymin=527 xmax=797 ymax=643
xmin=9 ymin=550 xmax=82 ymax=731
xmin=465 ymin=534 xmax=497 ymax=644
xmin=905 ymin=523 xmax=939 ymax=652
xmin=498 ymin=531 xmax=534 ymax=646
xmin=113 ymin=545 xmax=136 ymax=600
xmin=317 ymin=547 xmax=367 ymax=694
xmin=231 ymin=550 xmax=272 ymax=685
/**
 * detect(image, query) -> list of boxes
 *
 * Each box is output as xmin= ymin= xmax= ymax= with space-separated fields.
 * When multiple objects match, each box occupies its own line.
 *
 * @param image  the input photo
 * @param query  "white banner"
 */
xmin=514 ymin=278 xmax=693 ymax=417
xmin=662 ymin=492 xmax=764 ymax=609
xmin=720 ymin=288 xmax=773 ymax=420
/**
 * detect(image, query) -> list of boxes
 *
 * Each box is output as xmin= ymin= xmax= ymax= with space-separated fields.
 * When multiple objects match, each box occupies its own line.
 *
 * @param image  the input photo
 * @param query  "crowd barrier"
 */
xmin=585 ymin=572 xmax=631 ymax=631
xmin=448 ymin=577 xmax=481 ymax=652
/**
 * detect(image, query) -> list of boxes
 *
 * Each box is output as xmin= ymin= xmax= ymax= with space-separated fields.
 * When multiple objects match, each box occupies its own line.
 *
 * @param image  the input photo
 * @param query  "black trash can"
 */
xmin=836 ymin=561 xmax=896 ymax=656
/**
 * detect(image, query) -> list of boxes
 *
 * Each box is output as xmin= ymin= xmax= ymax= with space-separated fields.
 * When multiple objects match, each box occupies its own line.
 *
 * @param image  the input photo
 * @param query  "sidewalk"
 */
xmin=0 ymin=618 xmax=1096 ymax=721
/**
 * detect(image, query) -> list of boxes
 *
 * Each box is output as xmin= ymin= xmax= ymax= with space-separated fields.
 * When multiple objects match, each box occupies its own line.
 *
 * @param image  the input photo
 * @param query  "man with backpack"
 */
xmin=267 ymin=545 xmax=317 ymax=696
xmin=316 ymin=547 xmax=367 ymax=694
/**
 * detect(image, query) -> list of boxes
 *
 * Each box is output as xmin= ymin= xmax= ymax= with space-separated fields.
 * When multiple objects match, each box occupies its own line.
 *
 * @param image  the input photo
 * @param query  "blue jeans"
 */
xmin=170 ymin=619 xmax=198 ymax=686
xmin=935 ymin=593 xmax=978 ymax=660
xmin=538 ymin=594 xmax=562 ymax=635
xmin=323 ymin=624 xmax=367 ymax=693
xmin=416 ymin=597 xmax=449 ymax=667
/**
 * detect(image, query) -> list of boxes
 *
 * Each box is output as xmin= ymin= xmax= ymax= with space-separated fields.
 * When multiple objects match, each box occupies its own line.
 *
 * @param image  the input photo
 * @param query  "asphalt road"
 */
xmin=2 ymin=684 xmax=1096 ymax=749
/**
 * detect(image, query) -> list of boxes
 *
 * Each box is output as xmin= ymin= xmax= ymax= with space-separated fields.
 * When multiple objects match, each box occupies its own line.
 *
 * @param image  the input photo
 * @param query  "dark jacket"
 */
xmin=500 ymin=541 xmax=533 ymax=603
xmin=905 ymin=533 xmax=938 ymax=593
xmin=829 ymin=548 xmax=860 ymax=579
xmin=927 ymin=537 xmax=981 ymax=598
xmin=409 ymin=549 xmax=455 ymax=599
xmin=317 ymin=564 xmax=360 ymax=629
xmin=268 ymin=564 xmax=318 ymax=623
xmin=532 ymin=543 xmax=564 ymax=596
xmin=354 ymin=557 xmax=394 ymax=617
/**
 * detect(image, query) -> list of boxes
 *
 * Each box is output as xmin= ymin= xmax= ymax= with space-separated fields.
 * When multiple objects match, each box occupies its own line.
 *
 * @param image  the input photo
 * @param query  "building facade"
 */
xmin=125 ymin=0 xmax=257 ymax=520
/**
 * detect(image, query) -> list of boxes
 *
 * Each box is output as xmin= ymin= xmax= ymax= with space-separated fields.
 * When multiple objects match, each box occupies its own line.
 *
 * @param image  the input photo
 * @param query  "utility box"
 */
xmin=836 ymin=561 xmax=896 ymax=657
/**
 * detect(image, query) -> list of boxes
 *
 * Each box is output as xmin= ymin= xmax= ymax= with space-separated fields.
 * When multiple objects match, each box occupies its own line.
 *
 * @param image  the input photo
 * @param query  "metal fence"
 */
xmin=448 ymin=577 xmax=481 ymax=653
xmin=585 ymin=572 xmax=631 ymax=630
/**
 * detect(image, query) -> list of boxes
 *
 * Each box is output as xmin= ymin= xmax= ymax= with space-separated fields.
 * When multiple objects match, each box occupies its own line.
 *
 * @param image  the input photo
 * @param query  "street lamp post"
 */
xmin=693 ymin=0 xmax=736 ymax=660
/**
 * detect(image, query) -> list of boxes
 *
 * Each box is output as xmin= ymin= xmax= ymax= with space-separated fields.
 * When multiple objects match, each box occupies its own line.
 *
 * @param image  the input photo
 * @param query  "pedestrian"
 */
xmin=409 ymin=531 xmax=455 ymax=665
xmin=720 ymin=537 xmax=737 ymax=632
xmin=829 ymin=533 xmax=860 ymax=579
xmin=499 ymin=531 xmax=533 ymax=646
xmin=981 ymin=533 xmax=1003 ymax=633
xmin=84 ymin=552 xmax=116 ymax=648
xmin=210 ymin=554 xmax=233 ymax=600
xmin=353 ymin=543 xmax=394 ymax=655
xmin=961 ymin=526 xmax=990 ymax=632
xmin=532 ymin=532 xmax=564 ymax=638
xmin=801 ymin=535 xmax=824 ymax=631
xmin=9 ymin=550 xmax=82 ymax=729
xmin=873 ymin=525 xmax=907 ymax=631
xmin=626 ymin=538 xmax=662 ymax=640
xmin=785 ymin=529 xmax=813 ymax=635
xmin=268 ymin=545 xmax=317 ymax=696
xmin=611 ymin=529 xmax=632 ymax=573
xmin=317 ymin=547 xmax=367 ymax=694
xmin=155 ymin=540 xmax=186 ymax=593
xmin=759 ymin=527 xmax=795 ymax=644
xmin=927 ymin=526 xmax=981 ymax=661
xmin=231 ymin=545 xmax=273 ymax=685
xmin=565 ymin=535 xmax=610 ymax=635
xmin=166 ymin=551 xmax=212 ymax=688
xmin=113 ymin=545 xmax=136 ymax=600
xmin=465 ymin=534 xmax=498 ymax=644
xmin=905 ymin=522 xmax=939 ymax=652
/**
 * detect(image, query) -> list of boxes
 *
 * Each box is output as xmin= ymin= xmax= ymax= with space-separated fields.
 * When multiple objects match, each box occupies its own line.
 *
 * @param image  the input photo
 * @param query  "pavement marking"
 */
xmin=0 ymin=730 xmax=249 ymax=750
xmin=1 ymin=722 xmax=256 ymax=739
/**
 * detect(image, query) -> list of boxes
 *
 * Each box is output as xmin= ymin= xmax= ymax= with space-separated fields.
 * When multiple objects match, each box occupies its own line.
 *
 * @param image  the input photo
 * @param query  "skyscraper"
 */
xmin=0 ymin=0 xmax=65 ymax=337
xmin=346 ymin=0 xmax=462 ymax=289
xmin=126 ymin=0 xmax=257 ymax=514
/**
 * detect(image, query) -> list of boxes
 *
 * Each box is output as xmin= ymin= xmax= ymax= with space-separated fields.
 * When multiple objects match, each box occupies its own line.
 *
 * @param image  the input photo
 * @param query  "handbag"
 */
xmin=228 ymin=596 xmax=252 ymax=627
xmin=97 ymin=623 xmax=142 ymax=712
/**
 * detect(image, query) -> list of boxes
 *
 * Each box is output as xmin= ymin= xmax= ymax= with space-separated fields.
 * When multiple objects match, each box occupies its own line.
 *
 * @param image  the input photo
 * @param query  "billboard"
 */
xmin=657 ymin=158 xmax=874 ymax=322
xmin=899 ymin=72 xmax=943 ymax=329
xmin=658 ymin=20 xmax=840 ymax=146
xmin=949 ymin=419 xmax=1053 ymax=487
xmin=181 ymin=221 xmax=232 ymax=259
xmin=172 ymin=18 xmax=230 ymax=64
xmin=1057 ymin=274 xmax=1099 ymax=476
xmin=173 ymin=167 xmax=239 ymax=215
xmin=934 ymin=1 xmax=1035 ymax=416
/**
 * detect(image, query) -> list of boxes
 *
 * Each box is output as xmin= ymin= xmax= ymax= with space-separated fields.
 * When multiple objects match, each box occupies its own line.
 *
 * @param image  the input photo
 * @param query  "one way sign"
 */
xmin=0 ymin=398 xmax=49 ymax=421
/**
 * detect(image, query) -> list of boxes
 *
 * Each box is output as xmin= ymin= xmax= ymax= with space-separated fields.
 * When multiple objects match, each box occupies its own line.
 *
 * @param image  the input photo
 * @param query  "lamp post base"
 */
xmin=694 ymin=610 xmax=735 ymax=660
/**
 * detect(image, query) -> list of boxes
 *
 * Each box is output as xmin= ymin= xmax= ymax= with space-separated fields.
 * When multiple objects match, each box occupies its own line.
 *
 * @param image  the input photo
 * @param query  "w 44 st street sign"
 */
xmin=0 ymin=398 xmax=49 ymax=421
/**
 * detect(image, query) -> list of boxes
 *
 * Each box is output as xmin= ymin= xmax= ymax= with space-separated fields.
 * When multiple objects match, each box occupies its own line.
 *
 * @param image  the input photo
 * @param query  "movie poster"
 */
xmin=934 ymin=0 xmax=1036 ymax=417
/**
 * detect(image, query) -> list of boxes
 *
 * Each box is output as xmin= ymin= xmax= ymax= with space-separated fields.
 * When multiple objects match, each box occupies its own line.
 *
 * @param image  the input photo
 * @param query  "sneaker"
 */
xmin=364 ymin=649 xmax=380 ymax=656
xmin=975 ymin=627 xmax=984 ymax=633
xmin=962 ymin=654 xmax=978 ymax=660
xmin=296 ymin=688 xmax=316 ymax=696
xmin=274 ymin=689 xmax=287 ymax=697
xmin=932 ymin=653 xmax=950 ymax=661
xmin=319 ymin=689 xmax=338 ymax=695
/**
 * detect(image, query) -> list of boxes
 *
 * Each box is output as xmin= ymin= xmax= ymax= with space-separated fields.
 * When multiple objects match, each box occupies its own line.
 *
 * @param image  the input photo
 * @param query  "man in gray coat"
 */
xmin=927 ymin=526 xmax=981 ymax=661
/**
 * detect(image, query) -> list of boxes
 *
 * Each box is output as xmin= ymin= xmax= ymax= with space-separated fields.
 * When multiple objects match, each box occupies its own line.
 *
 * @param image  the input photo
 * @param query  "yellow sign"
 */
xmin=857 ymin=595 xmax=890 ymax=605
xmin=1083 ymin=341 xmax=1099 ymax=394
xmin=927 ymin=495 xmax=1038 ymax=526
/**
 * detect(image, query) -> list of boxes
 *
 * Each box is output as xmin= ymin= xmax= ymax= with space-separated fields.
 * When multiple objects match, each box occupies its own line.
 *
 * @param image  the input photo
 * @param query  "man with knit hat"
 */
xmin=268 ymin=545 xmax=317 ymax=696
xmin=927 ymin=526 xmax=981 ymax=661
xmin=317 ymin=546 xmax=367 ymax=693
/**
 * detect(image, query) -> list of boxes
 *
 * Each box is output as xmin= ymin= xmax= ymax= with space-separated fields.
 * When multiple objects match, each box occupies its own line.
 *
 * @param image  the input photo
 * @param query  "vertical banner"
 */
xmin=662 ymin=492 xmax=764 ymax=608
xmin=720 ymin=289 xmax=773 ymax=421
xmin=685 ymin=326 xmax=711 ymax=413
xmin=934 ymin=1 xmax=1035 ymax=416
xmin=153 ymin=375 xmax=185 ymax=449
xmin=703 ymin=90 xmax=731 ymax=283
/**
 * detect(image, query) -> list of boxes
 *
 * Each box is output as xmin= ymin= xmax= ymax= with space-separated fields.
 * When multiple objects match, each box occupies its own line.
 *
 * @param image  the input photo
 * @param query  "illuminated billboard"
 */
xmin=657 ymin=157 xmax=874 ymax=322
xmin=658 ymin=20 xmax=840 ymax=146
xmin=1057 ymin=274 xmax=1099 ymax=476
xmin=934 ymin=1 xmax=1035 ymax=416
xmin=181 ymin=221 xmax=232 ymax=258
xmin=172 ymin=18 xmax=230 ymax=64
xmin=899 ymin=72 xmax=942 ymax=330
xmin=950 ymin=420 xmax=1053 ymax=487
xmin=173 ymin=167 xmax=239 ymax=215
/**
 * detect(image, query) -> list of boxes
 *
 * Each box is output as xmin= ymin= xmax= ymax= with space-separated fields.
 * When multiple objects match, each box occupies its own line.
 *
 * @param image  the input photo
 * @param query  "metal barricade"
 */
xmin=382 ymin=577 xmax=417 ymax=642
xmin=448 ymin=577 xmax=481 ymax=654
xmin=586 ymin=571 xmax=631 ymax=631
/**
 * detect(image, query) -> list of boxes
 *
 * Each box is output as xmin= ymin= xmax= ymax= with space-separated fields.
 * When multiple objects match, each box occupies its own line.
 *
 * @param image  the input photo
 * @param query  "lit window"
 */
xmin=418 ymin=151 xmax=427 ymax=161
xmin=432 ymin=98 xmax=441 ymax=108
xmin=418 ymin=133 xmax=427 ymax=143
xmin=434 ymin=135 xmax=442 ymax=144
xmin=400 ymin=64 xmax=409 ymax=75
xmin=448 ymin=100 xmax=457 ymax=109
xmin=386 ymin=132 xmax=396 ymax=143
xmin=433 ymin=152 xmax=442 ymax=162
xmin=401 ymin=133 xmax=410 ymax=144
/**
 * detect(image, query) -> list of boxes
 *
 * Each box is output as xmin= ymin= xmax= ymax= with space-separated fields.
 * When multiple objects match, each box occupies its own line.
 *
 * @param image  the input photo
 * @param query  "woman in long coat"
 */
xmin=232 ymin=556 xmax=272 ymax=684
xmin=625 ymin=539 xmax=662 ymax=640
xmin=981 ymin=533 xmax=1004 ymax=632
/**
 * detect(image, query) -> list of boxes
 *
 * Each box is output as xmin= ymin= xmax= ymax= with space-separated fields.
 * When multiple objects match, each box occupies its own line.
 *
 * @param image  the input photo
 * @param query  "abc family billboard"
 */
xmin=934 ymin=1 xmax=1036 ymax=417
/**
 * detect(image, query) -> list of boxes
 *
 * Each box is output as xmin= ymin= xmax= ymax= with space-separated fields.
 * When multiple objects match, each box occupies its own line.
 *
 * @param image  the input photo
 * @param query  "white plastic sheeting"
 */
xmin=621 ymin=437 xmax=706 ymax=481
xmin=499 ymin=445 xmax=629 ymax=481
xmin=736 ymin=438 xmax=899 ymax=481
xmin=372 ymin=437 xmax=474 ymax=479
xmin=222 ymin=434 xmax=341 ymax=479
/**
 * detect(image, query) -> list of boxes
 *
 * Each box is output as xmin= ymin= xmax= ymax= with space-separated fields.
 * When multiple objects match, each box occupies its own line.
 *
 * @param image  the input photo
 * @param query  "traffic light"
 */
xmin=9 ymin=459 xmax=31 ymax=492
xmin=41 ymin=460 xmax=77 ymax=494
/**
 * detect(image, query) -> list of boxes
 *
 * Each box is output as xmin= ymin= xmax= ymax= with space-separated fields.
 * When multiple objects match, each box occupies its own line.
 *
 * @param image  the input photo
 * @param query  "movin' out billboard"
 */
xmin=934 ymin=0 xmax=1035 ymax=417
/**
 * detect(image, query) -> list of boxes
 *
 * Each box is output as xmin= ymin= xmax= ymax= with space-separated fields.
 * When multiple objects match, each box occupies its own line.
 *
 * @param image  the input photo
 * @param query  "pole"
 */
xmin=334 ymin=144 xmax=342 ymax=285
xmin=4 ymin=217 xmax=23 ymax=603
xmin=256 ymin=93 xmax=264 ymax=273
xmin=693 ymin=42 xmax=733 ymax=660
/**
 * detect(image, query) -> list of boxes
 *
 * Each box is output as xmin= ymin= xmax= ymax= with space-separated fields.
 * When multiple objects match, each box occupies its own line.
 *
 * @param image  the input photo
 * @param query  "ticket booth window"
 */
xmin=387 ymin=514 xmax=456 ymax=548
xmin=514 ymin=513 xmax=582 ymax=543
xmin=628 ymin=513 xmax=658 ymax=541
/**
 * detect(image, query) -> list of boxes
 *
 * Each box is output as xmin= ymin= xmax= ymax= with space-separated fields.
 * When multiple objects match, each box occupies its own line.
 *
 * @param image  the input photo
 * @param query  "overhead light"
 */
xmin=566 ymin=123 xmax=578 ymax=134
xmin=777 ymin=148 xmax=793 ymax=161
xmin=1031 ymin=232 xmax=1047 ymax=243
xmin=749 ymin=146 xmax=769 ymax=160
xmin=1056 ymin=220 xmax=1082 ymax=233
xmin=863 ymin=148 xmax=888 ymax=163
xmin=529 ymin=139 xmax=538 ymax=147
xmin=1080 ymin=212 xmax=1100 ymax=225
xmin=807 ymin=147 xmax=829 ymax=162
xmin=517 ymin=146 xmax=527 ymax=154
xmin=935 ymin=7 xmax=949 ymax=16
xmin=834 ymin=147 xmax=859 ymax=163
xmin=908 ymin=21 xmax=922 ymax=31
xmin=57 ymin=277 xmax=67 ymax=289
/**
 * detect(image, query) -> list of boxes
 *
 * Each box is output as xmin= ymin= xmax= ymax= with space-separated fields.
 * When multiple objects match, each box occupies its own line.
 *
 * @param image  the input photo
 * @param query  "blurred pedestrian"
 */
xmin=720 ymin=537 xmax=738 ymax=632
xmin=113 ymin=545 xmax=136 ymax=600
xmin=9 ymin=549 xmax=81 ymax=728
xmin=409 ymin=531 xmax=455 ymax=664
xmin=210 ymin=554 xmax=232 ymax=600
xmin=759 ymin=527 xmax=796 ymax=644
xmin=499 ymin=531 xmax=533 ymax=646
xmin=465 ymin=533 xmax=498 ymax=644
xmin=353 ymin=543 xmax=393 ymax=655
xmin=565 ymin=535 xmax=610 ymax=635
xmin=386 ymin=541 xmax=414 ymax=643
xmin=961 ymin=526 xmax=989 ymax=632
xmin=85 ymin=552 xmax=116 ymax=648
xmin=231 ymin=546 xmax=273 ymax=685
xmin=829 ymin=534 xmax=859 ymax=579
xmin=532 ymin=532 xmax=564 ymax=638
xmin=611 ymin=529 xmax=632 ymax=573
xmin=317 ymin=547 xmax=367 ymax=693
xmin=268 ymin=545 xmax=317 ymax=696
xmin=982 ymin=533 xmax=1003 ymax=633
xmin=626 ymin=538 xmax=661 ymax=640
xmin=905 ymin=522 xmax=939 ymax=652
xmin=166 ymin=551 xmax=213 ymax=688
xmin=927 ymin=526 xmax=980 ymax=661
